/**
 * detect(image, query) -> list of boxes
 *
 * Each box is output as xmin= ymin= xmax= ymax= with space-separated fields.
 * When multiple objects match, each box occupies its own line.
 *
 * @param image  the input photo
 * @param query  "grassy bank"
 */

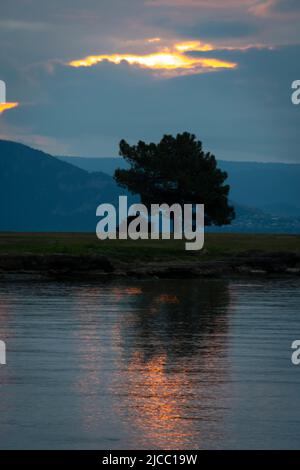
xmin=0 ymin=232 xmax=299 ymax=262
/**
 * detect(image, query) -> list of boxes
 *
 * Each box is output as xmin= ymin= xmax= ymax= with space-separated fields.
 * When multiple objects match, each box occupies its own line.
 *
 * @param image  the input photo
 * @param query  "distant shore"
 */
xmin=0 ymin=233 xmax=299 ymax=280
xmin=0 ymin=252 xmax=300 ymax=281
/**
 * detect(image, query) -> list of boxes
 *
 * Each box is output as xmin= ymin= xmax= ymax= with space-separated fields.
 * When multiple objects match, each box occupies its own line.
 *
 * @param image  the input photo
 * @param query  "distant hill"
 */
xmin=0 ymin=140 xmax=126 ymax=231
xmin=1 ymin=140 xmax=299 ymax=233
xmin=220 ymin=161 xmax=300 ymax=217
xmin=58 ymin=156 xmax=129 ymax=176
xmin=59 ymin=156 xmax=300 ymax=218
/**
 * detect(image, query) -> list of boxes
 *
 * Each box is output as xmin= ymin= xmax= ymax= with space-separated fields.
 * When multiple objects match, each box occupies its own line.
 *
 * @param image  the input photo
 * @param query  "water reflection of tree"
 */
xmin=116 ymin=279 xmax=231 ymax=368
xmin=112 ymin=279 xmax=232 ymax=449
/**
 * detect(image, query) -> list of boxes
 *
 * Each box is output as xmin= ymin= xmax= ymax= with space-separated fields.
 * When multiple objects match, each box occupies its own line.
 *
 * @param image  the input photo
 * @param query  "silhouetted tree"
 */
xmin=114 ymin=132 xmax=235 ymax=225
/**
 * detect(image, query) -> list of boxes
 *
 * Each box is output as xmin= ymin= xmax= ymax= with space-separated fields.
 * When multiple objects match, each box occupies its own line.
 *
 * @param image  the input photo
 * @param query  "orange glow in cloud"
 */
xmin=174 ymin=40 xmax=214 ymax=52
xmin=0 ymin=102 xmax=19 ymax=114
xmin=68 ymin=40 xmax=237 ymax=77
xmin=147 ymin=37 xmax=161 ymax=43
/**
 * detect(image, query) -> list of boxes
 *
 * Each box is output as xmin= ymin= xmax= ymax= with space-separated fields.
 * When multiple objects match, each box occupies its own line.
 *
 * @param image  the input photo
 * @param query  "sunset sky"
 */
xmin=0 ymin=0 xmax=299 ymax=161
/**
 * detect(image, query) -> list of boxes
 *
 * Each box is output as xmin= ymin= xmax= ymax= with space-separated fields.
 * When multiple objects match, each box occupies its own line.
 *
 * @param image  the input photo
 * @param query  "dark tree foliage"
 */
xmin=114 ymin=132 xmax=235 ymax=225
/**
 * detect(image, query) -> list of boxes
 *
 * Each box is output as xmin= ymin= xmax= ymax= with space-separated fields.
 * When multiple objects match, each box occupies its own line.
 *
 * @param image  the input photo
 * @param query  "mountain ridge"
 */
xmin=1 ymin=139 xmax=300 ymax=233
xmin=0 ymin=140 xmax=124 ymax=231
xmin=58 ymin=155 xmax=300 ymax=218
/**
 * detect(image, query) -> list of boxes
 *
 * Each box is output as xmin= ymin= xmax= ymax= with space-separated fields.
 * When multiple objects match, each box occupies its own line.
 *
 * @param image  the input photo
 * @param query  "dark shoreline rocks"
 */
xmin=0 ymin=251 xmax=299 ymax=280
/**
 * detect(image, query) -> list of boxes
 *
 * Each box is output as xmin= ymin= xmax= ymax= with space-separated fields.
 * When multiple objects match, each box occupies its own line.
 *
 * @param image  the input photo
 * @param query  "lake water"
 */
xmin=0 ymin=278 xmax=299 ymax=450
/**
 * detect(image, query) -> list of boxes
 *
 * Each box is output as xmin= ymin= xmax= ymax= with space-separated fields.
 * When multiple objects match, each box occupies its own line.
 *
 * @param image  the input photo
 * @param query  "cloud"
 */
xmin=68 ymin=39 xmax=237 ymax=77
xmin=251 ymin=0 xmax=300 ymax=17
xmin=2 ymin=44 xmax=300 ymax=163
xmin=146 ymin=0 xmax=253 ymax=7
xmin=0 ymin=0 xmax=299 ymax=74
xmin=0 ymin=103 xmax=19 ymax=114
xmin=165 ymin=20 xmax=259 ymax=40
xmin=1 ymin=0 xmax=300 ymax=162
xmin=0 ymin=20 xmax=47 ymax=32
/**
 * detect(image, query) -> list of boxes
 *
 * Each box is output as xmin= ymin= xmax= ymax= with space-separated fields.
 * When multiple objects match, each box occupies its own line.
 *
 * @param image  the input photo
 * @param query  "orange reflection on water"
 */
xmin=111 ymin=286 xmax=143 ymax=302
xmin=113 ymin=339 xmax=230 ymax=449
xmin=157 ymin=294 xmax=180 ymax=304
xmin=111 ymin=280 xmax=232 ymax=449
xmin=70 ymin=280 xmax=231 ymax=447
xmin=122 ymin=351 xmax=195 ymax=448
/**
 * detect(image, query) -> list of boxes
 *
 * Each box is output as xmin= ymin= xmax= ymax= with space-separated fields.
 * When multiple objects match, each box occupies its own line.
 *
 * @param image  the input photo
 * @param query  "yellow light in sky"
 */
xmin=0 ymin=102 xmax=19 ymax=114
xmin=147 ymin=37 xmax=161 ymax=43
xmin=175 ymin=40 xmax=214 ymax=52
xmin=69 ymin=40 xmax=237 ymax=77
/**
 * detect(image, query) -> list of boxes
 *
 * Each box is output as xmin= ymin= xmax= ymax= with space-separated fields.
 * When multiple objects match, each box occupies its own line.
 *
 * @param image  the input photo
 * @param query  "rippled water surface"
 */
xmin=0 ymin=278 xmax=299 ymax=449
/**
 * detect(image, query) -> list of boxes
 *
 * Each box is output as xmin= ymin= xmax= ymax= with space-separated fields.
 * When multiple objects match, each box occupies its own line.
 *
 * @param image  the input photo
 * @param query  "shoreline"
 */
xmin=0 ymin=252 xmax=299 ymax=280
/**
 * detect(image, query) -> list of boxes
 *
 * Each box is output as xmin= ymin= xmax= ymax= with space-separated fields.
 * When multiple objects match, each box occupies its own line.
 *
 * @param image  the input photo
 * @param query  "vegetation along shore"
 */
xmin=0 ymin=233 xmax=299 ymax=280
